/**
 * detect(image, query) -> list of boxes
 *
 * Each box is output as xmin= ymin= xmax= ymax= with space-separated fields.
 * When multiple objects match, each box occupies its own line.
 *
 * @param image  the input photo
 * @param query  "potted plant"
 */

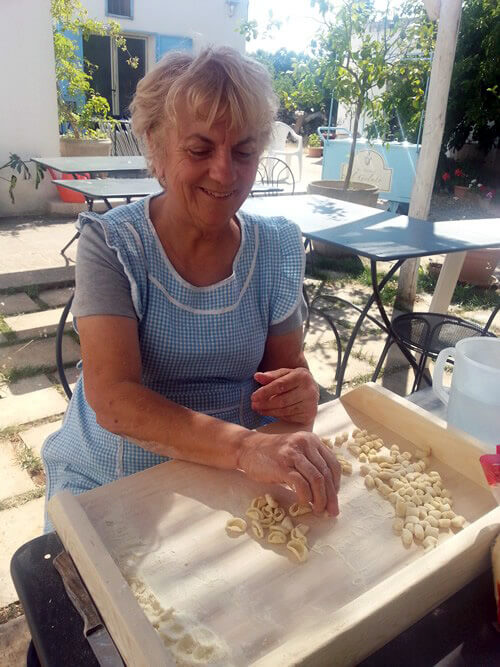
xmin=52 ymin=0 xmax=138 ymax=157
xmin=307 ymin=134 xmax=323 ymax=157
xmin=451 ymin=168 xmax=471 ymax=199
xmin=309 ymin=0 xmax=433 ymax=199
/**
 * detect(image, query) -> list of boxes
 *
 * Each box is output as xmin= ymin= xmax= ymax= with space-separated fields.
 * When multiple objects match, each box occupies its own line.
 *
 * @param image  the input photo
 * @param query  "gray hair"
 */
xmin=130 ymin=47 xmax=278 ymax=179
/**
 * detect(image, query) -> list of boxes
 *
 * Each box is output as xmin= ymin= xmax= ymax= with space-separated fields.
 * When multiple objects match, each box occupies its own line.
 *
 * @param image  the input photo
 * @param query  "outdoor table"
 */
xmin=31 ymin=155 xmax=147 ymax=178
xmin=242 ymin=194 xmax=500 ymax=397
xmin=52 ymin=178 xmax=284 ymax=212
xmin=10 ymin=389 xmax=499 ymax=666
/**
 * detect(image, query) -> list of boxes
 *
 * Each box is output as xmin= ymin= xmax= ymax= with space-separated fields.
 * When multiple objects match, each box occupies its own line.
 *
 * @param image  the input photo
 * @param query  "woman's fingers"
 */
xmin=286 ymin=469 xmax=313 ymax=506
xmin=320 ymin=447 xmax=342 ymax=495
xmin=305 ymin=445 xmax=340 ymax=516
xmin=293 ymin=455 xmax=327 ymax=513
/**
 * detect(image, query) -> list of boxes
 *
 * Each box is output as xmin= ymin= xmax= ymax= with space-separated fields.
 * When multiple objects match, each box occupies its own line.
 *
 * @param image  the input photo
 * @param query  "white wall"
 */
xmin=0 ymin=0 xmax=59 ymax=217
xmin=83 ymin=0 xmax=248 ymax=55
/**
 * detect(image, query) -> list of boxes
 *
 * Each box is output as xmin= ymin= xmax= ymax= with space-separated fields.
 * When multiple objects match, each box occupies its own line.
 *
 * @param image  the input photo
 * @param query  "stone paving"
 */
xmin=0 ymin=155 xmax=498 ymax=664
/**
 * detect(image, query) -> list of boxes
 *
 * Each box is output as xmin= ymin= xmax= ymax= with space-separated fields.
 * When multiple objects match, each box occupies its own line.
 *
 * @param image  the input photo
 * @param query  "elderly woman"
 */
xmin=42 ymin=47 xmax=340 ymax=525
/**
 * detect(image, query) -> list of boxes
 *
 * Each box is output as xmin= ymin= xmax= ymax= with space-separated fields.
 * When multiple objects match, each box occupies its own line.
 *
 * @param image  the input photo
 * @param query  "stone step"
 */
xmin=38 ymin=286 xmax=74 ymax=308
xmin=0 ymin=266 xmax=75 ymax=292
xmin=0 ymin=387 xmax=67 ymax=430
xmin=0 ymin=293 xmax=39 ymax=317
xmin=19 ymin=420 xmax=63 ymax=458
xmin=0 ymin=440 xmax=36 ymax=502
xmin=4 ymin=308 xmax=71 ymax=341
xmin=0 ymin=497 xmax=45 ymax=607
xmin=0 ymin=615 xmax=31 ymax=667
xmin=0 ymin=335 xmax=80 ymax=377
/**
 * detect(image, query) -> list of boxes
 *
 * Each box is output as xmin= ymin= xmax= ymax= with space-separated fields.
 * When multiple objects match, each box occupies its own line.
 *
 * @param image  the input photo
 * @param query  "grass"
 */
xmin=0 ymin=485 xmax=45 ymax=512
xmin=418 ymin=269 xmax=500 ymax=310
xmin=1 ymin=364 xmax=55 ymax=385
xmin=16 ymin=443 xmax=43 ymax=476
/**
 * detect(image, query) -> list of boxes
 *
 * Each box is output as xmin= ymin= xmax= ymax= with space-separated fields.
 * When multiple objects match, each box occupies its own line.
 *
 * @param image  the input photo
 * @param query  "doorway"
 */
xmin=83 ymin=34 xmax=146 ymax=117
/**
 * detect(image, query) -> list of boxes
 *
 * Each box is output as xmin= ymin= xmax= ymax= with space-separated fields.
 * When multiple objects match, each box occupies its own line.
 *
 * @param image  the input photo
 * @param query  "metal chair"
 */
xmin=56 ymin=293 xmax=76 ymax=400
xmin=252 ymin=157 xmax=295 ymax=196
xmin=372 ymin=306 xmax=500 ymax=394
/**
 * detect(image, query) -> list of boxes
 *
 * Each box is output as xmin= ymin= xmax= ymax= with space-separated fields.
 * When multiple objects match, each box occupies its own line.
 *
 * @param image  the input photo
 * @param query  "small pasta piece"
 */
xmin=260 ymin=515 xmax=274 ymax=527
xmin=439 ymin=518 xmax=451 ymax=531
xmin=245 ymin=508 xmax=263 ymax=520
xmin=424 ymin=525 xmax=439 ymax=539
xmin=451 ymin=515 xmax=466 ymax=530
xmin=392 ymin=518 xmax=404 ymax=535
xmin=267 ymin=531 xmax=287 ymax=544
xmin=281 ymin=516 xmax=294 ymax=532
xmin=320 ymin=436 xmax=333 ymax=449
xmin=289 ymin=503 xmax=312 ymax=517
xmin=348 ymin=444 xmax=361 ymax=457
xmin=405 ymin=515 xmax=419 ymax=524
xmin=364 ymin=474 xmax=375 ymax=490
xmin=271 ymin=523 xmax=289 ymax=535
xmin=272 ymin=507 xmax=286 ymax=522
xmin=251 ymin=496 xmax=267 ymax=510
xmin=265 ymin=494 xmax=278 ymax=509
xmin=352 ymin=428 xmax=361 ymax=437
xmin=252 ymin=520 xmax=264 ymax=539
xmin=290 ymin=527 xmax=308 ymax=544
xmin=427 ymin=515 xmax=439 ymax=528
xmin=225 ymin=518 xmax=247 ymax=534
xmin=359 ymin=453 xmax=368 ymax=463
xmin=401 ymin=528 xmax=413 ymax=547
xmin=334 ymin=435 xmax=344 ymax=447
xmin=395 ymin=499 xmax=407 ymax=518
xmin=405 ymin=507 xmax=419 ymax=518
xmin=341 ymin=462 xmax=353 ymax=475
xmin=287 ymin=539 xmax=309 ymax=563
xmin=360 ymin=464 xmax=371 ymax=476
xmin=413 ymin=524 xmax=425 ymax=541
xmin=423 ymin=535 xmax=438 ymax=551
xmin=294 ymin=523 xmax=310 ymax=536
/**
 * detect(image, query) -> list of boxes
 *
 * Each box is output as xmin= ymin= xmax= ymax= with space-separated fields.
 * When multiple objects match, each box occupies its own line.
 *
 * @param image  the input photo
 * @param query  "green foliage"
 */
xmin=418 ymin=267 xmax=500 ymax=310
xmin=444 ymin=0 xmax=500 ymax=153
xmin=51 ymin=0 xmax=138 ymax=138
xmin=310 ymin=1 xmax=436 ymax=186
xmin=0 ymin=154 xmax=46 ymax=204
xmin=308 ymin=133 xmax=322 ymax=147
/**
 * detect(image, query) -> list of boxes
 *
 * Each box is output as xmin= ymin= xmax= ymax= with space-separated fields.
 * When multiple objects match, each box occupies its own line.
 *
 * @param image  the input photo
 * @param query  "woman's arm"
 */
xmin=251 ymin=327 xmax=319 ymax=428
xmin=78 ymin=315 xmax=339 ymax=515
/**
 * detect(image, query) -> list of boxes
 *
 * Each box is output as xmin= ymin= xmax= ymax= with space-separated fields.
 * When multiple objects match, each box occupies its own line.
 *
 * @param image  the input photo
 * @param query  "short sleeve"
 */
xmin=72 ymin=221 xmax=137 ymax=320
xmin=268 ymin=293 xmax=307 ymax=336
xmin=269 ymin=219 xmax=306 ymax=326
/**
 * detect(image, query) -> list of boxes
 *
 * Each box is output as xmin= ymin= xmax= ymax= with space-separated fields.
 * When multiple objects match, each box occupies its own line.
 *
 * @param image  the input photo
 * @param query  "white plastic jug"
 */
xmin=433 ymin=337 xmax=500 ymax=450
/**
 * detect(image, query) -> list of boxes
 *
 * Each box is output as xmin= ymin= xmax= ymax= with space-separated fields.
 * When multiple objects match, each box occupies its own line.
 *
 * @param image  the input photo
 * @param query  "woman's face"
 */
xmin=158 ymin=113 xmax=261 ymax=232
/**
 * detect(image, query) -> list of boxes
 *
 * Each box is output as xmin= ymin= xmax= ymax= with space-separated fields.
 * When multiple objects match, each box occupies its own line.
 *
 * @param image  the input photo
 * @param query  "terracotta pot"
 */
xmin=307 ymin=146 xmax=323 ymax=158
xmin=59 ymin=136 xmax=112 ymax=157
xmin=307 ymin=180 xmax=379 ymax=258
xmin=459 ymin=248 xmax=500 ymax=287
xmin=453 ymin=185 xmax=473 ymax=200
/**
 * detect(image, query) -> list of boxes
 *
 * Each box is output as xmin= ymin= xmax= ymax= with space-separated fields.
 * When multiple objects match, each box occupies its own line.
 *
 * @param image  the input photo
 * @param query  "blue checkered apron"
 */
xmin=42 ymin=196 xmax=304 ymax=528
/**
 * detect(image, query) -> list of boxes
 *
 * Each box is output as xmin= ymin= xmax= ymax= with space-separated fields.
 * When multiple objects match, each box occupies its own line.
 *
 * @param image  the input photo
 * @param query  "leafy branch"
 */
xmin=0 ymin=155 xmax=46 ymax=204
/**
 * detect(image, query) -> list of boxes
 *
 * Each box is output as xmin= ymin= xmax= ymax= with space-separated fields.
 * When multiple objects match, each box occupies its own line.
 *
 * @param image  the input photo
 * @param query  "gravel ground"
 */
xmin=428 ymin=192 xmax=499 ymax=221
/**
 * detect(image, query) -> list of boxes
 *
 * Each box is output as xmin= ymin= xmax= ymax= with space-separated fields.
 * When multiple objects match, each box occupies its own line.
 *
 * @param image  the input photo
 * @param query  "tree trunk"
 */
xmin=343 ymin=100 xmax=362 ymax=191
xmin=394 ymin=0 xmax=463 ymax=313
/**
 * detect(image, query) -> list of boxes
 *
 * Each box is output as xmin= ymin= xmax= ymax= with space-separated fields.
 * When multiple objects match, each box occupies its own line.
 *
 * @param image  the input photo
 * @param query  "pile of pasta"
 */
xmin=226 ymin=493 xmax=312 ymax=563
xmin=322 ymin=428 xmax=467 ymax=551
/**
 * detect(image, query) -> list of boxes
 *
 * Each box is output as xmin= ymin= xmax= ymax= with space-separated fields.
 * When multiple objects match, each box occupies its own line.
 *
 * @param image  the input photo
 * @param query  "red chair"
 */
xmin=47 ymin=168 xmax=90 ymax=203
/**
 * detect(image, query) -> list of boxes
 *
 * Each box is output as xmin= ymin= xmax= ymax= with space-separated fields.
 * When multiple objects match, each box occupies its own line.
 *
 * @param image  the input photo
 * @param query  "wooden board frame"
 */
xmin=48 ymin=384 xmax=500 ymax=666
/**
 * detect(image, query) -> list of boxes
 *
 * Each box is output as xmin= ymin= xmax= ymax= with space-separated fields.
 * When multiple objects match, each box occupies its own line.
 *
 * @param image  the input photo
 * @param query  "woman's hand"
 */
xmin=237 ymin=431 xmax=341 ymax=516
xmin=251 ymin=368 xmax=319 ymax=426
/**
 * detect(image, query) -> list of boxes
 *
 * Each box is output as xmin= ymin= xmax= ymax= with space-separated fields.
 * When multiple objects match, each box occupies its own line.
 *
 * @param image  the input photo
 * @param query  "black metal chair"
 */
xmin=371 ymin=305 xmax=500 ymax=393
xmin=56 ymin=293 xmax=76 ymax=400
xmin=252 ymin=156 xmax=295 ymax=196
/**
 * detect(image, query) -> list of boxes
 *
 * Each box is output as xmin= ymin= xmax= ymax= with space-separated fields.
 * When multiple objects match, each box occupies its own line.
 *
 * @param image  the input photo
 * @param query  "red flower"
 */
xmin=442 ymin=172 xmax=450 ymax=182
xmin=454 ymin=168 xmax=464 ymax=177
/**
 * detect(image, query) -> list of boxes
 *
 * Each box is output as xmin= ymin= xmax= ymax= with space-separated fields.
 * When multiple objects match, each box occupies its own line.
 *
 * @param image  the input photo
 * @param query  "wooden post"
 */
xmin=394 ymin=0 xmax=463 ymax=312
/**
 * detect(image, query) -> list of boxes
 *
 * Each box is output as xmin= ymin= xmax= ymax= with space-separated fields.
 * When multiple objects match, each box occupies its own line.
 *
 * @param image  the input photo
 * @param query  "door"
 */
xmin=83 ymin=35 xmax=146 ymax=118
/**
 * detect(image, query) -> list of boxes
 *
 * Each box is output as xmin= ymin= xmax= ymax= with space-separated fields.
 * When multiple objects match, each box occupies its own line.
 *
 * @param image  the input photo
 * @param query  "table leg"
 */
xmin=369 ymin=260 xmax=426 ymax=382
xmin=103 ymin=198 xmax=113 ymax=210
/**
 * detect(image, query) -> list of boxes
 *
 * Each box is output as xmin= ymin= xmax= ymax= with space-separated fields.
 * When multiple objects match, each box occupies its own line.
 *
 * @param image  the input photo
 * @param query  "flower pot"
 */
xmin=453 ymin=185 xmax=473 ymax=200
xmin=307 ymin=180 xmax=379 ymax=258
xmin=307 ymin=146 xmax=323 ymax=158
xmin=459 ymin=248 xmax=500 ymax=287
xmin=59 ymin=136 xmax=112 ymax=157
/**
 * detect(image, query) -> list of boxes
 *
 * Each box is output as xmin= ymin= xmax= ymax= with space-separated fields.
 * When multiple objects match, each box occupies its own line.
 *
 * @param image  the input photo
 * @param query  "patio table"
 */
xmin=10 ymin=389 xmax=499 ymax=666
xmin=242 ymin=194 xmax=500 ymax=396
xmin=31 ymin=155 xmax=147 ymax=178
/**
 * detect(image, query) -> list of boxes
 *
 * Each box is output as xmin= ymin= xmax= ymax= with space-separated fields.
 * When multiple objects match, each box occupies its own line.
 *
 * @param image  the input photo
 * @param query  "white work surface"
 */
xmin=49 ymin=385 xmax=500 ymax=666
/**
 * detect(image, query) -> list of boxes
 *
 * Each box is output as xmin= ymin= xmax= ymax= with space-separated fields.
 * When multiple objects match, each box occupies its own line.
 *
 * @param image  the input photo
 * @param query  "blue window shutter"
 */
xmin=155 ymin=35 xmax=193 ymax=61
xmin=59 ymin=29 xmax=85 ymax=110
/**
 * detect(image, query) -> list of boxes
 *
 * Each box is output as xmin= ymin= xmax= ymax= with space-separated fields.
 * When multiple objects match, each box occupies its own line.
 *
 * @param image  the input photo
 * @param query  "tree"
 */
xmin=443 ymin=0 xmax=499 ymax=154
xmin=311 ymin=0 xmax=435 ymax=189
xmin=51 ymin=0 xmax=137 ymax=138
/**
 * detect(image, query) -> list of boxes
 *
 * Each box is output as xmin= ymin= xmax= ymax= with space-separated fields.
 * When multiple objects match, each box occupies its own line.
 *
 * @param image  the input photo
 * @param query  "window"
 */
xmin=107 ymin=0 xmax=132 ymax=19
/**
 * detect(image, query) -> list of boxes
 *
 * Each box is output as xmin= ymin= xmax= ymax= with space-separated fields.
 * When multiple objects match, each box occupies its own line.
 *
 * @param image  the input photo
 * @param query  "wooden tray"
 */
xmin=49 ymin=384 xmax=500 ymax=666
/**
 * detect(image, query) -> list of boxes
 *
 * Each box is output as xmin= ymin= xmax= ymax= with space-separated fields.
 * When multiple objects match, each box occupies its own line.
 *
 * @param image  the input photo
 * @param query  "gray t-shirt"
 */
xmin=72 ymin=222 xmax=307 ymax=335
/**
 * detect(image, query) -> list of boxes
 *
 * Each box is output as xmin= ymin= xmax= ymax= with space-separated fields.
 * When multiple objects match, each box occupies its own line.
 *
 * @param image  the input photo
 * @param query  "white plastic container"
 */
xmin=433 ymin=337 xmax=500 ymax=449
